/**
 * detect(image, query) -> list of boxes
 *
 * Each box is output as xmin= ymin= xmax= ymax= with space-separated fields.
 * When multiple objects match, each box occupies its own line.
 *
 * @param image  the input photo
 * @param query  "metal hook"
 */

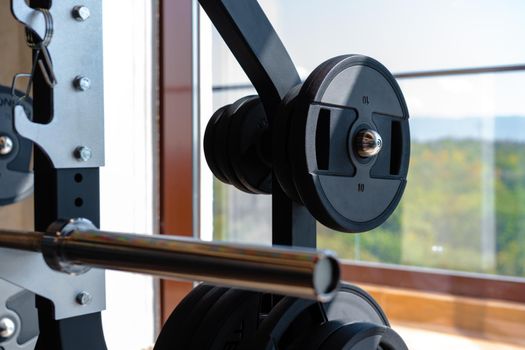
xmin=11 ymin=46 xmax=48 ymax=103
xmin=26 ymin=8 xmax=57 ymax=89
xmin=11 ymin=73 xmax=32 ymax=101
xmin=37 ymin=48 xmax=57 ymax=88
xmin=24 ymin=8 xmax=53 ymax=49
xmin=10 ymin=0 xmax=47 ymax=41
xmin=11 ymin=7 xmax=57 ymax=102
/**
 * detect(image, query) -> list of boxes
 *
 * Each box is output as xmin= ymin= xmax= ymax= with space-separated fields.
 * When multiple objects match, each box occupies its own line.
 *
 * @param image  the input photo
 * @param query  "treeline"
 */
xmin=318 ymin=139 xmax=525 ymax=278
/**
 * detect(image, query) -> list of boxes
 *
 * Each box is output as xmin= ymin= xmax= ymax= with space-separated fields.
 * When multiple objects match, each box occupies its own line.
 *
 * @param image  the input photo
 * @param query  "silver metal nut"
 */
xmin=74 ymin=146 xmax=92 ymax=162
xmin=354 ymin=129 xmax=383 ymax=158
xmin=74 ymin=76 xmax=91 ymax=91
xmin=0 ymin=317 xmax=16 ymax=340
xmin=0 ymin=136 xmax=13 ymax=156
xmin=72 ymin=6 xmax=91 ymax=21
xmin=76 ymin=292 xmax=93 ymax=305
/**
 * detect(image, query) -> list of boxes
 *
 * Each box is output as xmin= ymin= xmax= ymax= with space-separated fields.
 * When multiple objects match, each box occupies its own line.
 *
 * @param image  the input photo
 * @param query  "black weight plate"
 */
xmin=190 ymin=289 xmax=265 ymax=349
xmin=204 ymin=106 xmax=231 ymax=184
xmin=0 ymin=86 xmax=33 ymax=206
xmin=243 ymin=283 xmax=388 ymax=350
xmin=154 ymin=285 xmax=228 ymax=350
xmin=214 ymin=96 xmax=256 ymax=193
xmin=289 ymin=55 xmax=410 ymax=233
xmin=6 ymin=290 xmax=39 ymax=345
xmin=228 ymin=97 xmax=272 ymax=194
xmin=154 ymin=284 xmax=213 ymax=349
xmin=319 ymin=322 xmax=408 ymax=350
xmin=289 ymin=320 xmax=346 ymax=350
xmin=273 ymin=85 xmax=303 ymax=203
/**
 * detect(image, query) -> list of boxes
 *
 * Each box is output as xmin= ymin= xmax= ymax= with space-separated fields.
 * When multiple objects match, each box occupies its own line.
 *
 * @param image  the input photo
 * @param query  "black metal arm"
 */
xmin=198 ymin=0 xmax=301 ymax=119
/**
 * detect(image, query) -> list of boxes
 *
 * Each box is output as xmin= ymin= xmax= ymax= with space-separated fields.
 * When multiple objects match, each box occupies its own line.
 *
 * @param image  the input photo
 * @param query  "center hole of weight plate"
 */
xmin=353 ymin=128 xmax=383 ymax=159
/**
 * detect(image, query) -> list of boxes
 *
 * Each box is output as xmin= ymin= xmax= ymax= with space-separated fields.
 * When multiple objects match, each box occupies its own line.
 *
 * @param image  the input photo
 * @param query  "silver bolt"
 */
xmin=76 ymin=292 xmax=92 ymax=305
xmin=0 ymin=136 xmax=13 ymax=156
xmin=74 ymin=146 xmax=92 ymax=162
xmin=72 ymin=6 xmax=91 ymax=21
xmin=0 ymin=317 xmax=16 ymax=340
xmin=74 ymin=76 xmax=91 ymax=91
xmin=354 ymin=129 xmax=383 ymax=158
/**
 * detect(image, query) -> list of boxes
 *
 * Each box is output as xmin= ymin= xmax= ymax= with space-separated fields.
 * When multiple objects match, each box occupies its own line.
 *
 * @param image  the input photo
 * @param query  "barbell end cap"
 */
xmin=313 ymin=252 xmax=341 ymax=302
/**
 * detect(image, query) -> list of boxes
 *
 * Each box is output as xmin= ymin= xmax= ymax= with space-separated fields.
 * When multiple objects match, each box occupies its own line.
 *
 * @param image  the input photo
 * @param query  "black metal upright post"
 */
xmin=27 ymin=1 xmax=107 ymax=348
xmin=32 ymin=161 xmax=107 ymax=350
xmin=272 ymin=183 xmax=316 ymax=248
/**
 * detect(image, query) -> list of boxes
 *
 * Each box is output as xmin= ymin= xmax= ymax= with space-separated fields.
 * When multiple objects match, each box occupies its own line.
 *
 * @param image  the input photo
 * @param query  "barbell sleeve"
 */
xmin=0 ymin=219 xmax=340 ymax=302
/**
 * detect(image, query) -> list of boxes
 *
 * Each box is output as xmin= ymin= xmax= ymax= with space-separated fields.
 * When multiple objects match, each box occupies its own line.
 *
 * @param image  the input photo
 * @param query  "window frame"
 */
xmin=343 ymin=261 xmax=525 ymax=304
xmin=159 ymin=0 xmax=196 ymax=323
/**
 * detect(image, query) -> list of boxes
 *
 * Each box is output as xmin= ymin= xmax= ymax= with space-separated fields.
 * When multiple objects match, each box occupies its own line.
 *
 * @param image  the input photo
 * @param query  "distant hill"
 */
xmin=410 ymin=116 xmax=525 ymax=142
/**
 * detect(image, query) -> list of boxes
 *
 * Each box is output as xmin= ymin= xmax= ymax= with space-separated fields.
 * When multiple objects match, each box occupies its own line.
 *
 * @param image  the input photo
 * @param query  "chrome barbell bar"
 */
xmin=0 ymin=218 xmax=340 ymax=302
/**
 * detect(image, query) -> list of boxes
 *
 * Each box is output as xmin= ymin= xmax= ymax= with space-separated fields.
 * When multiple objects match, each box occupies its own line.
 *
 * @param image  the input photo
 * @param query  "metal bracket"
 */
xmin=11 ymin=0 xmax=105 ymax=169
xmin=4 ymin=0 xmax=107 ymax=321
xmin=0 ymin=248 xmax=105 ymax=320
xmin=0 ymin=281 xmax=38 ymax=349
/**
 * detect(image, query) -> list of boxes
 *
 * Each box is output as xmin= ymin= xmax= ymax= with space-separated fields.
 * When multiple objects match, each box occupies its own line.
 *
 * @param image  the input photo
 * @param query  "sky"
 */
xmin=211 ymin=0 xmax=525 ymax=118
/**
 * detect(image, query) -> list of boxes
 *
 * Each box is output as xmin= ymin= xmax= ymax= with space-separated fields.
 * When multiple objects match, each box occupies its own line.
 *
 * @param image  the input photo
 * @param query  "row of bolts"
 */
xmin=0 ymin=5 xmax=94 ymax=342
xmin=0 ymin=5 xmax=94 ymax=163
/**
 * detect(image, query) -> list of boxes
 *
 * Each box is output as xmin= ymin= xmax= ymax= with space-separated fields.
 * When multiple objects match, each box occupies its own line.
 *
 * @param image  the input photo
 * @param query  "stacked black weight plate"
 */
xmin=0 ymin=86 xmax=33 ymax=206
xmin=153 ymin=285 xmax=228 ymax=350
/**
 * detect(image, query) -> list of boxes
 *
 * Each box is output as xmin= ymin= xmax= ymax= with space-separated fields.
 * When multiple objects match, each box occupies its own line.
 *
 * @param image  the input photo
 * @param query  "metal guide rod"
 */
xmin=0 ymin=220 xmax=340 ymax=302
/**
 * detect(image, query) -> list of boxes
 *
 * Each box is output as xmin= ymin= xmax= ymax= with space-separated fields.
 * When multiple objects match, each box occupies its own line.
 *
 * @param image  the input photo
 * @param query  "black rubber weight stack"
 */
xmin=155 ymin=286 xmax=273 ymax=350
xmin=211 ymin=97 xmax=252 ymax=192
xmin=204 ymin=95 xmax=272 ymax=194
xmin=273 ymin=85 xmax=303 ymax=203
xmin=204 ymin=106 xmax=231 ymax=184
xmin=228 ymin=97 xmax=272 ymax=194
xmin=190 ymin=289 xmax=265 ymax=349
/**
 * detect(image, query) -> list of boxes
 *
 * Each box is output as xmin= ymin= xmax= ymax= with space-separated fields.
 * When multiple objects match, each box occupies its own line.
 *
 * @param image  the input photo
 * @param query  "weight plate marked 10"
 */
xmin=290 ymin=55 xmax=410 ymax=233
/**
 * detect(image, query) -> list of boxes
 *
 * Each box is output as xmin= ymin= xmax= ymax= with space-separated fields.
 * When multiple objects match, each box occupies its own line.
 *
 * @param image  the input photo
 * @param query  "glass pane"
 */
xmin=213 ymin=0 xmax=525 ymax=86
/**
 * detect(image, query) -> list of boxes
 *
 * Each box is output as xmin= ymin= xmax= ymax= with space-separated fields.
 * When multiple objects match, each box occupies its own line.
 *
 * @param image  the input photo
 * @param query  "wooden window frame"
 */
xmin=343 ymin=262 xmax=525 ymax=304
xmin=159 ymin=0 xmax=195 ymax=322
